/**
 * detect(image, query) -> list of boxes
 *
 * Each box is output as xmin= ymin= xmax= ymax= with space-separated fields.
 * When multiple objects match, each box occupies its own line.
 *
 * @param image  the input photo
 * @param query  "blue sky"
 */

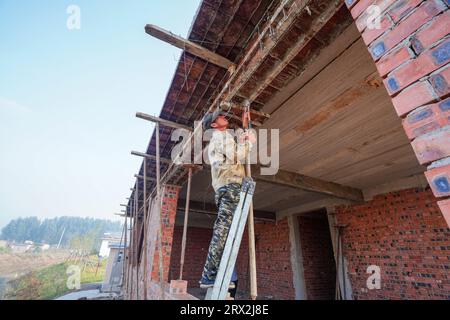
xmin=0 ymin=0 xmax=201 ymax=229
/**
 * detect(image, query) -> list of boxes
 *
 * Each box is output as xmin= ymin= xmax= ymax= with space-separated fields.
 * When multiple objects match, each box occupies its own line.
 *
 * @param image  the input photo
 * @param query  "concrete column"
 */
xmin=287 ymin=215 xmax=308 ymax=300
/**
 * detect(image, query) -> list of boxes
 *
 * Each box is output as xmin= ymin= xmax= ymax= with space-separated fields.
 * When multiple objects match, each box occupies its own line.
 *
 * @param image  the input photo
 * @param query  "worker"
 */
xmin=199 ymin=108 xmax=255 ymax=291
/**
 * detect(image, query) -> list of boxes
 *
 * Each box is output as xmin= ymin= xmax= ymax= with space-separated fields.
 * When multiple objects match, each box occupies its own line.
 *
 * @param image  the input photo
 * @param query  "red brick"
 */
xmin=151 ymin=185 xmax=180 ymax=282
xmin=411 ymin=10 xmax=450 ymax=54
xmin=429 ymin=64 xmax=450 ymax=97
xmin=385 ymin=39 xmax=450 ymax=95
xmin=392 ymin=80 xmax=437 ymax=116
xmin=437 ymin=198 xmax=450 ymax=228
xmin=335 ymin=188 xmax=450 ymax=300
xmin=345 ymin=0 xmax=359 ymax=10
xmin=425 ymin=164 xmax=450 ymax=197
xmin=402 ymin=98 xmax=450 ymax=139
xmin=387 ymin=0 xmax=424 ymax=23
xmin=369 ymin=0 xmax=446 ymax=60
xmin=169 ymin=220 xmax=296 ymax=299
xmin=376 ymin=46 xmax=414 ymax=77
xmin=356 ymin=0 xmax=396 ymax=31
xmin=169 ymin=280 xmax=188 ymax=295
xmin=411 ymin=125 xmax=450 ymax=164
xmin=351 ymin=0 xmax=375 ymax=19
xmin=361 ymin=14 xmax=394 ymax=45
xmin=298 ymin=214 xmax=336 ymax=300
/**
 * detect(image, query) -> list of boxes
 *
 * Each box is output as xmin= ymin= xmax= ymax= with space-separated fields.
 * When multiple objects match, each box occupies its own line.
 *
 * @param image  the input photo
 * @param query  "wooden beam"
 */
xmin=222 ymin=102 xmax=271 ymax=119
xmin=134 ymin=174 xmax=156 ymax=182
xmin=136 ymin=112 xmax=193 ymax=131
xmin=253 ymin=167 xmax=364 ymax=202
xmin=225 ymin=112 xmax=263 ymax=127
xmin=223 ymin=0 xmax=312 ymax=102
xmin=177 ymin=199 xmax=276 ymax=222
xmin=156 ymin=0 xmax=311 ymax=188
xmin=145 ymin=24 xmax=236 ymax=70
xmin=131 ymin=151 xmax=172 ymax=165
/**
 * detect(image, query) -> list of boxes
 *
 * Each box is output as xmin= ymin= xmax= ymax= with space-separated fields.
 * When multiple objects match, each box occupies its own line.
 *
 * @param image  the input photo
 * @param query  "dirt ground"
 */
xmin=0 ymin=250 xmax=70 ymax=279
xmin=0 ymin=249 xmax=70 ymax=299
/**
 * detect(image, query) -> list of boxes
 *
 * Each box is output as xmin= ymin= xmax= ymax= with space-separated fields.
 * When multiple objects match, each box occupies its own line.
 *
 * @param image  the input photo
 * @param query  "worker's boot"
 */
xmin=199 ymin=277 xmax=236 ymax=289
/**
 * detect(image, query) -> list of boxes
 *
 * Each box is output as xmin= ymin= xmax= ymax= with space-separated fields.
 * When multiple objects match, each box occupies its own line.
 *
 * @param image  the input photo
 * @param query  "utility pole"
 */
xmin=57 ymin=227 xmax=66 ymax=249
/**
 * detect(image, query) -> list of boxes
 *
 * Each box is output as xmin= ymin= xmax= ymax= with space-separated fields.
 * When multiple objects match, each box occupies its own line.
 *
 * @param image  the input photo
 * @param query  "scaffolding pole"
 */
xmin=179 ymin=166 xmax=193 ymax=280
xmin=156 ymin=122 xmax=165 ymax=300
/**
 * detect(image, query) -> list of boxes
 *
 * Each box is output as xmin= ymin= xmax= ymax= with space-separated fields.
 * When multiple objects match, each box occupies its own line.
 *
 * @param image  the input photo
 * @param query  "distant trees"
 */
xmin=0 ymin=217 xmax=122 ymax=252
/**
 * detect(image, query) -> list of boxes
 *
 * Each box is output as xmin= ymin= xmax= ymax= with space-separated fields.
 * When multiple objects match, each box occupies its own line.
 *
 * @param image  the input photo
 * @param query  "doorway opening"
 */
xmin=297 ymin=209 xmax=336 ymax=300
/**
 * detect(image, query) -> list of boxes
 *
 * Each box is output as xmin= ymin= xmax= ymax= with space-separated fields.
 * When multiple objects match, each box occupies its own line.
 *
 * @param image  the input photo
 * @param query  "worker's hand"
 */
xmin=239 ymin=131 xmax=256 ymax=144
xmin=242 ymin=111 xmax=251 ymax=129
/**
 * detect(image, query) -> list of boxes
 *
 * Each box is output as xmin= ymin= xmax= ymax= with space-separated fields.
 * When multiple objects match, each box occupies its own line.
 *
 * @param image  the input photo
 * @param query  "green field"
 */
xmin=4 ymin=256 xmax=107 ymax=300
xmin=0 ymin=247 xmax=11 ymax=254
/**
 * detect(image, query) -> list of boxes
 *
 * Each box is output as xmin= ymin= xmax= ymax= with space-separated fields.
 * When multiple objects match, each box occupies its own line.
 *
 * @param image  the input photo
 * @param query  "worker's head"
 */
xmin=211 ymin=115 xmax=228 ymax=130
xmin=202 ymin=110 xmax=228 ymax=131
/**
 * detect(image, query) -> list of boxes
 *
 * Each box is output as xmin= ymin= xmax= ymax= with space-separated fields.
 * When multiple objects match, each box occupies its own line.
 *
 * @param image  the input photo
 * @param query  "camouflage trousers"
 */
xmin=201 ymin=183 xmax=241 ymax=281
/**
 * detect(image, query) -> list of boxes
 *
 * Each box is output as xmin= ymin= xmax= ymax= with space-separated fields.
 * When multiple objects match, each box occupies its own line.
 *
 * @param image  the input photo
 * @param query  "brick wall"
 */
xmin=169 ymin=226 xmax=212 ymax=286
xmin=335 ymin=187 xmax=450 ymax=299
xmin=297 ymin=214 xmax=336 ymax=300
xmin=236 ymin=218 xmax=296 ymax=300
xmin=345 ymin=0 xmax=450 ymax=227
xmin=150 ymin=185 xmax=180 ymax=282
xmin=168 ymin=218 xmax=296 ymax=299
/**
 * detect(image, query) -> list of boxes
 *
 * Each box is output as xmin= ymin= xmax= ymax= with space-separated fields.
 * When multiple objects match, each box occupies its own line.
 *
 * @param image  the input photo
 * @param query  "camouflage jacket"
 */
xmin=208 ymin=129 xmax=252 ymax=192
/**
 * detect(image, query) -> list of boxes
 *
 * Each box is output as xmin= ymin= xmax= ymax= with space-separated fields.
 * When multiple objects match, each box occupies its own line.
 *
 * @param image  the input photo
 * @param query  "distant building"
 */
xmin=99 ymin=233 xmax=121 ymax=258
xmin=39 ymin=244 xmax=50 ymax=251
xmin=0 ymin=240 xmax=7 ymax=248
xmin=102 ymin=244 xmax=125 ymax=293
xmin=10 ymin=243 xmax=32 ymax=253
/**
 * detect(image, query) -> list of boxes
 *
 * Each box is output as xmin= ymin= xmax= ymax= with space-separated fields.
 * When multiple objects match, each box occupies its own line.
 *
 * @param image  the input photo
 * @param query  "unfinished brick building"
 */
xmin=122 ymin=0 xmax=450 ymax=300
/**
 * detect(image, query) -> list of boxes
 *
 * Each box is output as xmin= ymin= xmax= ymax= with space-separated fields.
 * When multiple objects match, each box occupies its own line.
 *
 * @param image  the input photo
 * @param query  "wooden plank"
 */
xmin=179 ymin=167 xmax=192 ymax=280
xmin=262 ymin=23 xmax=361 ymax=114
xmin=145 ymin=24 xmax=236 ymax=70
xmin=246 ymin=157 xmax=257 ymax=300
xmin=248 ymin=0 xmax=344 ymax=102
xmin=135 ymin=174 xmax=156 ymax=182
xmin=157 ymin=0 xmax=313 ymax=189
xmin=131 ymin=151 xmax=172 ymax=164
xmin=222 ymin=102 xmax=271 ymax=119
xmin=260 ymin=35 xmax=422 ymax=191
xmin=123 ymin=213 xmax=128 ymax=297
xmin=224 ymin=0 xmax=313 ymax=102
xmin=253 ymin=166 xmax=364 ymax=202
xmin=155 ymin=122 xmax=165 ymax=299
xmin=136 ymin=112 xmax=193 ymax=131
xmin=142 ymin=158 xmax=148 ymax=299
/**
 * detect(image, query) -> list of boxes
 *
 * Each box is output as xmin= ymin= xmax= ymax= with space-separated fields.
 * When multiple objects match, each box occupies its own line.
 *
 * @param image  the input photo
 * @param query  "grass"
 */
xmin=4 ymin=256 xmax=107 ymax=300
xmin=0 ymin=247 xmax=11 ymax=254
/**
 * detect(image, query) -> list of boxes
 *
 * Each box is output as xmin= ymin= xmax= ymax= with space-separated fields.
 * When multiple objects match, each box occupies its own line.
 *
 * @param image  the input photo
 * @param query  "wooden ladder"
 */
xmin=205 ymin=177 xmax=256 ymax=300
